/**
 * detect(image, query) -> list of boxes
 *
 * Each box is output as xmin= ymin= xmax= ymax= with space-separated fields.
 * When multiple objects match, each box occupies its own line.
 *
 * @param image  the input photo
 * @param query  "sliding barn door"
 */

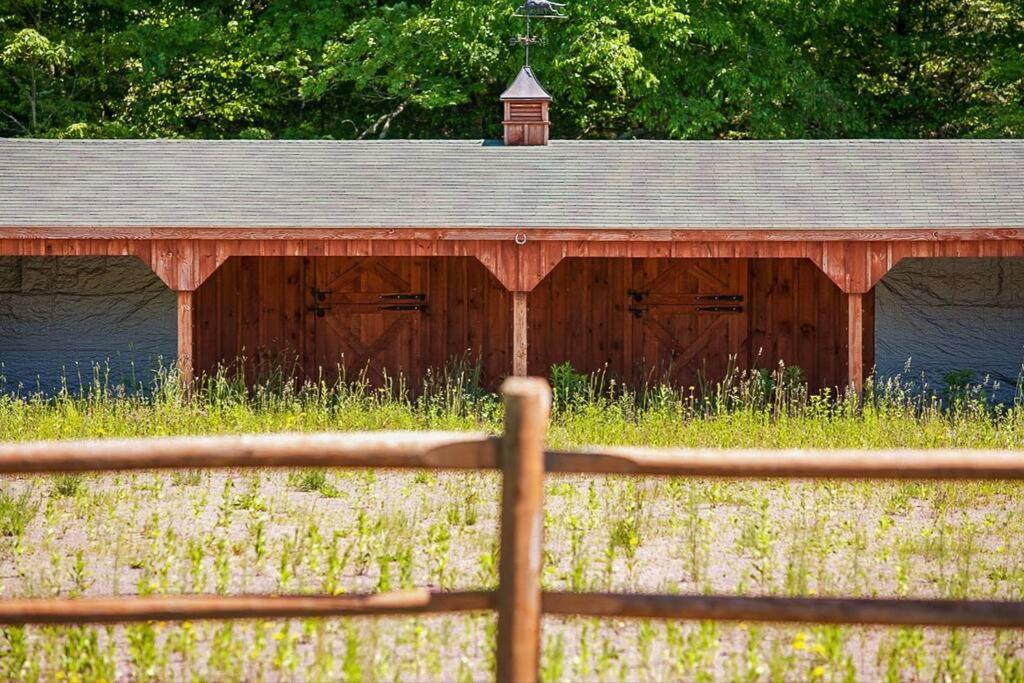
xmin=628 ymin=259 xmax=749 ymax=386
xmin=308 ymin=257 xmax=427 ymax=382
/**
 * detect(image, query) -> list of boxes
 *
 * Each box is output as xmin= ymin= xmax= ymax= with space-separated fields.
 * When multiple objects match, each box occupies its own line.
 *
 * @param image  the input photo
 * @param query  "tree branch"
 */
xmin=359 ymin=98 xmax=410 ymax=140
xmin=0 ymin=108 xmax=29 ymax=135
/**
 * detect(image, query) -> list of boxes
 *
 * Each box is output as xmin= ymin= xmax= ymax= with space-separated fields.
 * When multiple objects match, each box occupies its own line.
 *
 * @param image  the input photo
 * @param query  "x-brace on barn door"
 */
xmin=627 ymin=259 xmax=749 ymax=386
xmin=308 ymin=257 xmax=427 ymax=382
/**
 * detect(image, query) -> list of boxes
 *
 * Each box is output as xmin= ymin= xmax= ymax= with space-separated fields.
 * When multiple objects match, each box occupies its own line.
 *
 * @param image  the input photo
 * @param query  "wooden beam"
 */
xmin=3 ymin=433 xmax=1023 ymax=480
xmin=0 ymin=432 xmax=497 ymax=474
xmin=0 ymin=590 xmax=494 ymax=626
xmin=847 ymin=291 xmax=864 ymax=393
xmin=1 ymin=227 xmax=1023 ymax=242
xmin=512 ymin=291 xmax=529 ymax=376
xmin=542 ymin=592 xmax=1024 ymax=628
xmin=177 ymin=290 xmax=195 ymax=386
xmin=496 ymin=378 xmax=550 ymax=683
xmin=543 ymin=447 xmax=1024 ymax=479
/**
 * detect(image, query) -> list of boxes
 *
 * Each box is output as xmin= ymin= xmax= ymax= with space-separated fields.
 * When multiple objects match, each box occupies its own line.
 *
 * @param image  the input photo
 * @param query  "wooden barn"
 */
xmin=1 ymin=68 xmax=1023 ymax=395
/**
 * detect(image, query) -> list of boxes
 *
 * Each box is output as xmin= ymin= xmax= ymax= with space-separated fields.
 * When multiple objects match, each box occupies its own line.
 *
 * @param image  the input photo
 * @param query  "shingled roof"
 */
xmin=1 ymin=138 xmax=1022 ymax=230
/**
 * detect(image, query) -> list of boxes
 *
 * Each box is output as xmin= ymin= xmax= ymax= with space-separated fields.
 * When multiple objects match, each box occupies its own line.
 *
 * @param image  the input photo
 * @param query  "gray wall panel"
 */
xmin=876 ymin=258 xmax=1024 ymax=402
xmin=0 ymin=257 xmax=175 ymax=393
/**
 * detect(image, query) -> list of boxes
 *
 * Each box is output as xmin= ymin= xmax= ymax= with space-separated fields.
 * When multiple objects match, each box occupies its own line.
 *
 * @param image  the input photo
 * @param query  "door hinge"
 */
xmin=379 ymin=293 xmax=426 ymax=302
xmin=696 ymin=306 xmax=744 ymax=313
xmin=379 ymin=304 xmax=427 ymax=312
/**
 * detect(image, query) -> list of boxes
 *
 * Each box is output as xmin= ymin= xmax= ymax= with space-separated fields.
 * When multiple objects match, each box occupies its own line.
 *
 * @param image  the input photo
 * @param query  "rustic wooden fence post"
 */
xmin=496 ymin=377 xmax=551 ymax=683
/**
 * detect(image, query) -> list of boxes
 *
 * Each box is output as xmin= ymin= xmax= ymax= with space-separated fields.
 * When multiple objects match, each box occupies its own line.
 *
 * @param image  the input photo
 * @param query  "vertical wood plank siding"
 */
xmin=194 ymin=255 xmax=861 ymax=393
xmin=528 ymin=258 xmax=853 ymax=392
xmin=194 ymin=256 xmax=512 ymax=386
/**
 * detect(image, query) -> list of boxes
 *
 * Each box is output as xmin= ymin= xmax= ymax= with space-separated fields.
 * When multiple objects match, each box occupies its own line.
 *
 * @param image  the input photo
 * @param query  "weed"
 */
xmin=51 ymin=473 xmax=84 ymax=498
xmin=289 ymin=469 xmax=340 ymax=497
xmin=0 ymin=489 xmax=35 ymax=538
xmin=171 ymin=469 xmax=204 ymax=487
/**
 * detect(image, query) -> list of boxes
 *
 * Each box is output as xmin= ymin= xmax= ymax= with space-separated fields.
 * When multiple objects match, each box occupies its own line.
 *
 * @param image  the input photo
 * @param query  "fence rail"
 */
xmin=0 ymin=432 xmax=498 ymax=473
xmin=6 ymin=591 xmax=1024 ymax=630
xmin=2 ymin=376 xmax=1024 ymax=683
xmin=5 ymin=437 xmax=1024 ymax=481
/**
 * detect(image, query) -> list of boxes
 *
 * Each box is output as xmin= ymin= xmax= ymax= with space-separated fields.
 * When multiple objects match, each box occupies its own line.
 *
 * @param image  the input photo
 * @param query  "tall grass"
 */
xmin=0 ymin=359 xmax=1021 ymax=449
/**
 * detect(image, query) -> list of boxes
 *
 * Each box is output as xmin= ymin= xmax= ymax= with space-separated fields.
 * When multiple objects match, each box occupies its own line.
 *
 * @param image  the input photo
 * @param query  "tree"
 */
xmin=1 ymin=28 xmax=70 ymax=133
xmin=0 ymin=0 xmax=1021 ymax=140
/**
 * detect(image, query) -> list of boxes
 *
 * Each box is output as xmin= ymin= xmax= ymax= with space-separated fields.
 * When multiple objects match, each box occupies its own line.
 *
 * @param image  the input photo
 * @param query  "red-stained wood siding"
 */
xmin=194 ymin=256 xmax=510 ymax=386
xmin=528 ymin=258 xmax=720 ymax=388
xmin=194 ymin=256 xmax=307 ymax=381
xmin=747 ymin=259 xmax=853 ymax=392
xmin=528 ymin=258 xmax=855 ymax=393
xmin=196 ymin=255 xmax=866 ymax=392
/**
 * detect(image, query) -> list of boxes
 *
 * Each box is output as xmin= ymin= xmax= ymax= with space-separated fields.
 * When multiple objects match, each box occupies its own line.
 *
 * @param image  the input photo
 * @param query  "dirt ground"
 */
xmin=2 ymin=470 xmax=1023 ymax=681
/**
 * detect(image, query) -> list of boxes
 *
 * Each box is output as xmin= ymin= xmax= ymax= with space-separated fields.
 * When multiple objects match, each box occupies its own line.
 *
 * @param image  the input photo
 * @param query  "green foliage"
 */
xmin=549 ymin=361 xmax=593 ymax=411
xmin=943 ymin=369 xmax=980 ymax=407
xmin=0 ymin=489 xmax=35 ymax=538
xmin=1 ymin=1 xmax=1021 ymax=139
xmin=50 ymin=473 xmax=84 ymax=498
xmin=288 ymin=469 xmax=340 ymax=497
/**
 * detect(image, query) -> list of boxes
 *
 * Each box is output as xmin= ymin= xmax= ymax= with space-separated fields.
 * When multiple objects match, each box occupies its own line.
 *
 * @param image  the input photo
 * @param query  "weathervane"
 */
xmin=510 ymin=0 xmax=567 ymax=67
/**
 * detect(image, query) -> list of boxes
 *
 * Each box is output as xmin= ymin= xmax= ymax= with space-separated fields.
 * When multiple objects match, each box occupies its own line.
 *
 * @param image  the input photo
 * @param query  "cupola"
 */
xmin=500 ymin=66 xmax=551 ymax=146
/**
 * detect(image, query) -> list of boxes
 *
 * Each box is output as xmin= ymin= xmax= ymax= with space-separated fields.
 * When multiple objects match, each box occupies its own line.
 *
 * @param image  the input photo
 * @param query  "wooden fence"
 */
xmin=2 ymin=376 xmax=1024 ymax=682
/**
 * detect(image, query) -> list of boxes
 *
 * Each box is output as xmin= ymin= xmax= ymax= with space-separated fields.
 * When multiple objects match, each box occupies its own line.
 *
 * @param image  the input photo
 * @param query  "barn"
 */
xmin=1 ymin=67 xmax=1023 ymax=397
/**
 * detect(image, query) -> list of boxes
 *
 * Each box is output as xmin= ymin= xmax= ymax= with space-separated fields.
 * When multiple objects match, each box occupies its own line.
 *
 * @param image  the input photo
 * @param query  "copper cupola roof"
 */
xmin=500 ymin=66 xmax=552 ymax=101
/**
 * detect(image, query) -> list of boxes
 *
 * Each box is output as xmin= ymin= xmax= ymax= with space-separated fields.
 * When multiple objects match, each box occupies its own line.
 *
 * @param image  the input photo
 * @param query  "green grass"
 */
xmin=0 ymin=362 xmax=1023 ymax=680
xmin=0 ymin=361 xmax=1021 ymax=449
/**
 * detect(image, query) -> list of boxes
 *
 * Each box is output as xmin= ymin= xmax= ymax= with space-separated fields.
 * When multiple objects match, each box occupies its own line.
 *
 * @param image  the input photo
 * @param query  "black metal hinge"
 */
xmin=379 ymin=293 xmax=426 ymax=302
xmin=379 ymin=304 xmax=427 ymax=312
xmin=697 ymin=306 xmax=744 ymax=313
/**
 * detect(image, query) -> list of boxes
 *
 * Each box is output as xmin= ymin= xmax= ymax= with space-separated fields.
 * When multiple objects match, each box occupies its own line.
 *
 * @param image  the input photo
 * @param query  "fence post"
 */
xmin=496 ymin=377 xmax=551 ymax=683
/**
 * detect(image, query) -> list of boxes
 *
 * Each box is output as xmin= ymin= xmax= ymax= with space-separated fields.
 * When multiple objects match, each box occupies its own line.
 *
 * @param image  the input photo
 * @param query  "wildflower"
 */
xmin=792 ymin=632 xmax=807 ymax=651
xmin=812 ymin=665 xmax=826 ymax=678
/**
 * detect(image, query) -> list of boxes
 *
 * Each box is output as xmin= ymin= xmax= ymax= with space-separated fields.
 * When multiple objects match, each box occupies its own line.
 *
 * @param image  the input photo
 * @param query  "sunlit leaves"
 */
xmin=0 ymin=0 xmax=1021 ymax=139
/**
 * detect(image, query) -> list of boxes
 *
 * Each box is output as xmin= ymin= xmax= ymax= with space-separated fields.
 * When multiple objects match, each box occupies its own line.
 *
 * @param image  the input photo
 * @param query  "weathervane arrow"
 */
xmin=511 ymin=0 xmax=567 ymax=67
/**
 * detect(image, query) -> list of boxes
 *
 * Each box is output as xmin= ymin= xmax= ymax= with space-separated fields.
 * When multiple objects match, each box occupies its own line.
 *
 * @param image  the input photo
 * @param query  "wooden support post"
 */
xmin=847 ymin=292 xmax=864 ymax=394
xmin=496 ymin=377 xmax=551 ymax=683
xmin=177 ymin=290 xmax=195 ymax=387
xmin=512 ymin=291 xmax=529 ymax=376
